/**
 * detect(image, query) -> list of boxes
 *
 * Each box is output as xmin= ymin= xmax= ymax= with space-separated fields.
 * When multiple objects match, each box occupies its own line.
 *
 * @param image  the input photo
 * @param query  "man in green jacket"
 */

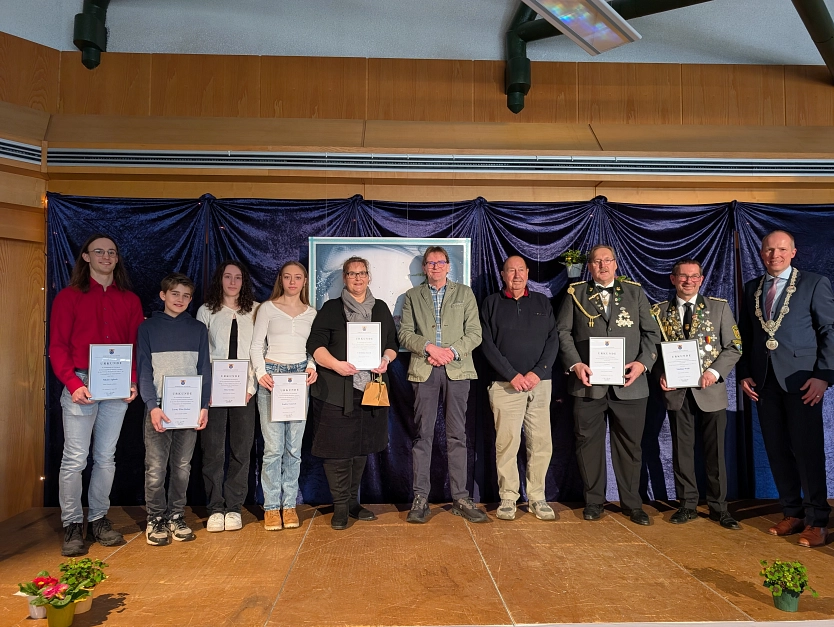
xmin=399 ymin=246 xmax=485 ymax=524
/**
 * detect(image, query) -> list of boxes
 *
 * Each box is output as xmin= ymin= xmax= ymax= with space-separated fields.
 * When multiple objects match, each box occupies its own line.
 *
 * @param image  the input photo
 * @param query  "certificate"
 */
xmin=88 ymin=344 xmax=132 ymax=400
xmin=210 ymin=360 xmax=249 ymax=407
xmin=270 ymin=374 xmax=308 ymax=422
xmin=161 ymin=376 xmax=203 ymax=429
xmin=661 ymin=340 xmax=703 ymax=388
xmin=346 ymin=322 xmax=381 ymax=370
xmin=589 ymin=337 xmax=626 ymax=386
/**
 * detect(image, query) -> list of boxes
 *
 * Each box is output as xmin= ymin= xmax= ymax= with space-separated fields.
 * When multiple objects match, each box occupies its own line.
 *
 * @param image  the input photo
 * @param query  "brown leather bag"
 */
xmin=362 ymin=374 xmax=390 ymax=407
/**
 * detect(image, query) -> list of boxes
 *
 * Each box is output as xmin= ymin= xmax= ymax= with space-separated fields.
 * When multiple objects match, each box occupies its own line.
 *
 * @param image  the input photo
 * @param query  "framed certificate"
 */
xmin=210 ymin=359 xmax=249 ymax=407
xmin=589 ymin=337 xmax=626 ymax=386
xmin=661 ymin=340 xmax=703 ymax=388
xmin=88 ymin=344 xmax=132 ymax=400
xmin=346 ymin=322 xmax=381 ymax=371
xmin=270 ymin=373 xmax=308 ymax=422
xmin=161 ymin=376 xmax=203 ymax=429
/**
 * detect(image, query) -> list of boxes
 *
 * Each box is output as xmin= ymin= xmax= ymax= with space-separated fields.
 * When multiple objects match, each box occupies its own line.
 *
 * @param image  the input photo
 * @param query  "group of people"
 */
xmin=49 ymin=230 xmax=833 ymax=557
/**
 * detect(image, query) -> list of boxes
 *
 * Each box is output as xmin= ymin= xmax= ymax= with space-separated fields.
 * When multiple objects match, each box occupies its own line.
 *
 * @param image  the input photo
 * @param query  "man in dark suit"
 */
xmin=739 ymin=230 xmax=834 ymax=548
xmin=653 ymin=258 xmax=742 ymax=530
xmin=556 ymin=244 xmax=661 ymax=525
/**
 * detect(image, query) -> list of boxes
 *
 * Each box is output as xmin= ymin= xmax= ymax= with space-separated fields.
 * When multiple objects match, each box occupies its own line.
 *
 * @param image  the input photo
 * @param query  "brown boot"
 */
xmin=798 ymin=526 xmax=828 ymax=548
xmin=264 ymin=509 xmax=282 ymax=531
xmin=768 ymin=516 xmax=804 ymax=536
xmin=282 ymin=508 xmax=300 ymax=529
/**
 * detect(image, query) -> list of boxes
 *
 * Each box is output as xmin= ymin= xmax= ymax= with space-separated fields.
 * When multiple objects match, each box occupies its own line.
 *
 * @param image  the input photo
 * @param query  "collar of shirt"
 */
xmin=767 ymin=266 xmax=793 ymax=282
xmin=503 ymin=287 xmax=529 ymax=299
xmin=676 ymin=295 xmax=699 ymax=308
xmin=428 ymin=283 xmax=447 ymax=294
xmin=595 ymin=282 xmax=615 ymax=290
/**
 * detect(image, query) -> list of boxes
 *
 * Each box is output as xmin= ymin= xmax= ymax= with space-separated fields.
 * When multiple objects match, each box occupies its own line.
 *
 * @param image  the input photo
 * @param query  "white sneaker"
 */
xmin=207 ymin=512 xmax=225 ymax=532
xmin=224 ymin=512 xmax=243 ymax=531
xmin=496 ymin=499 xmax=517 ymax=520
xmin=530 ymin=500 xmax=556 ymax=521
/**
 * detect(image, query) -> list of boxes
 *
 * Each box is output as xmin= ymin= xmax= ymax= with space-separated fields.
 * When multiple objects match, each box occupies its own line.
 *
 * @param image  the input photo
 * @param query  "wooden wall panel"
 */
xmin=474 ymin=60 xmax=577 ymax=123
xmin=578 ymin=62 xmax=681 ymax=124
xmin=0 ymin=237 xmax=45 ymax=521
xmin=0 ymin=100 xmax=50 ymax=145
xmin=368 ymin=58 xmax=474 ymax=122
xmin=260 ymin=56 xmax=366 ymax=119
xmin=785 ymin=65 xmax=834 ymax=126
xmin=0 ymin=31 xmax=59 ymax=113
xmin=0 ymin=169 xmax=46 ymax=208
xmin=58 ymin=52 xmax=152 ymax=116
xmin=682 ymin=65 xmax=785 ymax=125
xmin=0 ymin=204 xmax=45 ymax=243
xmin=150 ymin=54 xmax=261 ymax=117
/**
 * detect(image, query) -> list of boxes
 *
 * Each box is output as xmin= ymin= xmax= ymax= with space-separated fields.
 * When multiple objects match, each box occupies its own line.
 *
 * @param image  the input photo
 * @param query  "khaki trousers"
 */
xmin=488 ymin=379 xmax=553 ymax=502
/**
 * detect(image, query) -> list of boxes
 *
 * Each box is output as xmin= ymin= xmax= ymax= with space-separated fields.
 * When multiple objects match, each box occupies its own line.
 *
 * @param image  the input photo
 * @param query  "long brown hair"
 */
xmin=268 ymin=261 xmax=310 ymax=305
xmin=68 ymin=233 xmax=132 ymax=293
xmin=203 ymin=260 xmax=255 ymax=314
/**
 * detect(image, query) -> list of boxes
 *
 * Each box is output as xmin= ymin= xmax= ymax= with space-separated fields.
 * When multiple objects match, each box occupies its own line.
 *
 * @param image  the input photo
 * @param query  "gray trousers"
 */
xmin=411 ymin=366 xmax=471 ymax=501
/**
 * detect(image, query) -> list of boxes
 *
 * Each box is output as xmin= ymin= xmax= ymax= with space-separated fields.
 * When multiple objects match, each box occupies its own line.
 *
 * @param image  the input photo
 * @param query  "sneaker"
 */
xmin=529 ymin=500 xmax=556 ymax=521
xmin=496 ymin=499 xmax=517 ymax=520
xmin=406 ymin=495 xmax=430 ymax=524
xmin=282 ymin=508 xmax=300 ymax=529
xmin=452 ymin=497 xmax=489 ymax=523
xmin=167 ymin=514 xmax=196 ymax=542
xmin=61 ymin=522 xmax=87 ymax=556
xmin=87 ymin=516 xmax=125 ymax=546
xmin=146 ymin=517 xmax=171 ymax=546
xmin=206 ymin=513 xmax=225 ymax=532
xmin=224 ymin=512 xmax=243 ymax=531
xmin=264 ymin=509 xmax=282 ymax=531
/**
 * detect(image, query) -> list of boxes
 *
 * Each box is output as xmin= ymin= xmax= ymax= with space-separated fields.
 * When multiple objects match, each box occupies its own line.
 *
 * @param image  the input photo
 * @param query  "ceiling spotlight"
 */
xmin=73 ymin=0 xmax=111 ymax=69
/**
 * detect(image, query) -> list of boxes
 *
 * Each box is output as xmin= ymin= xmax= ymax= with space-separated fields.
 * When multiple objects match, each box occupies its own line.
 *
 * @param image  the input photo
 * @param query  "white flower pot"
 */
xmin=74 ymin=587 xmax=94 ymax=614
xmin=27 ymin=595 xmax=47 ymax=619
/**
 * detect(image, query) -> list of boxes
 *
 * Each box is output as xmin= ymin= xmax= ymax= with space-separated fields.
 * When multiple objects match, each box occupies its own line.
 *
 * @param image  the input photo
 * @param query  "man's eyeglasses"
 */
xmin=674 ymin=273 xmax=702 ymax=280
xmin=589 ymin=258 xmax=615 ymax=266
xmin=425 ymin=261 xmax=448 ymax=269
xmin=345 ymin=271 xmax=368 ymax=279
xmin=88 ymin=249 xmax=118 ymax=258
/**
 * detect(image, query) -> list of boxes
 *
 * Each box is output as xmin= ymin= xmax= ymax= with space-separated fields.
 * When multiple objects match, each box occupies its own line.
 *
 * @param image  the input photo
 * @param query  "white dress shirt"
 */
xmin=676 ymin=294 xmax=720 ymax=382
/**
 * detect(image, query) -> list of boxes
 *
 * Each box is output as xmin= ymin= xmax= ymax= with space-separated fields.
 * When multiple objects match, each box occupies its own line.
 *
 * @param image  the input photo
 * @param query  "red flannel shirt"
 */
xmin=49 ymin=278 xmax=145 ymax=394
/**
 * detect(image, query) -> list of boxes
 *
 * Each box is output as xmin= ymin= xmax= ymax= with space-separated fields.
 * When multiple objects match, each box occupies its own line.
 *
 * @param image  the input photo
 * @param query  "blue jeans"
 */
xmin=143 ymin=410 xmax=198 ymax=520
xmin=258 ymin=361 xmax=308 ymax=510
xmin=59 ymin=371 xmax=129 ymax=525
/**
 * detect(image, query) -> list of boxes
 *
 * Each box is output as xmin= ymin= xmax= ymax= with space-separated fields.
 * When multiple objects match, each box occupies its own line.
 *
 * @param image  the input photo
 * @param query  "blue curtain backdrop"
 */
xmin=44 ymin=192 xmax=832 ymax=509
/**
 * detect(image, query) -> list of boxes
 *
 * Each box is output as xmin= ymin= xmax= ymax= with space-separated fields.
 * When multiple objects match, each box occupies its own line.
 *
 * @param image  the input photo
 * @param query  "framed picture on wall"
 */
xmin=308 ymin=237 xmax=471 ymax=330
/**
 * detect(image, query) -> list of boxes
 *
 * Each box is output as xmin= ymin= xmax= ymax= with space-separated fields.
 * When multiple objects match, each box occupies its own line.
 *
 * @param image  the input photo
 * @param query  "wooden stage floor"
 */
xmin=1 ymin=501 xmax=833 ymax=627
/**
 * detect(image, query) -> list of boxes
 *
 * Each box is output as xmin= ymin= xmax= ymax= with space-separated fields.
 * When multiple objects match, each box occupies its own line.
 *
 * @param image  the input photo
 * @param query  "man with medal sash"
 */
xmin=652 ymin=258 xmax=742 ymax=530
xmin=738 ymin=230 xmax=834 ymax=547
xmin=556 ymin=245 xmax=661 ymax=525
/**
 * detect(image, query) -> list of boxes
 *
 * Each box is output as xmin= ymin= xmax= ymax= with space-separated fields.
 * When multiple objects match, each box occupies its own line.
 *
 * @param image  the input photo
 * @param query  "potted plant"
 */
xmin=558 ymin=249 xmax=586 ymax=278
xmin=760 ymin=559 xmax=818 ymax=612
xmin=30 ymin=581 xmax=89 ymax=627
xmin=59 ymin=558 xmax=107 ymax=614
xmin=15 ymin=570 xmax=56 ymax=619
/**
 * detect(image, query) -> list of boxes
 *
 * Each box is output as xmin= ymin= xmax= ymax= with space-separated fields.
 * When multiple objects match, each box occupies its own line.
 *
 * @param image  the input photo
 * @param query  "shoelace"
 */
xmin=65 ymin=523 xmax=81 ymax=540
xmin=170 ymin=517 xmax=188 ymax=530
xmin=152 ymin=518 xmax=167 ymax=534
xmin=95 ymin=517 xmax=113 ymax=531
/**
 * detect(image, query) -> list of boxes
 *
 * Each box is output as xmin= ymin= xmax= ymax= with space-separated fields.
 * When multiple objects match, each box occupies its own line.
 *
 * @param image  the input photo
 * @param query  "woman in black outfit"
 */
xmin=306 ymin=256 xmax=398 ymax=530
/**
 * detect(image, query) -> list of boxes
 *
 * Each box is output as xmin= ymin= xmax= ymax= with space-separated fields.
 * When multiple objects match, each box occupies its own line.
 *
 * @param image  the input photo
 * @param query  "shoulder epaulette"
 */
xmin=621 ymin=279 xmax=642 ymax=286
xmin=707 ymin=296 xmax=728 ymax=302
xmin=653 ymin=300 xmax=669 ymax=308
xmin=569 ymin=280 xmax=586 ymax=287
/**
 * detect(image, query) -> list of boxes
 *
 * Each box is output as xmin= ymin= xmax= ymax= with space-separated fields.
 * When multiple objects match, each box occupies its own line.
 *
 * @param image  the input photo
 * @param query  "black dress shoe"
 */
xmin=709 ymin=510 xmax=741 ymax=530
xmin=670 ymin=507 xmax=698 ymax=524
xmin=583 ymin=503 xmax=603 ymax=520
xmin=349 ymin=503 xmax=377 ymax=521
xmin=629 ymin=508 xmax=650 ymax=526
xmin=331 ymin=505 xmax=349 ymax=530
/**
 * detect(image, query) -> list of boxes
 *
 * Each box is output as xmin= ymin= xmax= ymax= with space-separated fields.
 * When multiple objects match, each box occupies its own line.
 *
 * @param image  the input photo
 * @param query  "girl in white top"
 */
xmin=196 ymin=260 xmax=259 ymax=533
xmin=250 ymin=261 xmax=317 ymax=531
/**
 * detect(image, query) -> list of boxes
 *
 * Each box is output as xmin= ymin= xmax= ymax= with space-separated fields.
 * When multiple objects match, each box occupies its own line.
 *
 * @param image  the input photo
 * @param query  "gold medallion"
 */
xmin=766 ymin=338 xmax=779 ymax=350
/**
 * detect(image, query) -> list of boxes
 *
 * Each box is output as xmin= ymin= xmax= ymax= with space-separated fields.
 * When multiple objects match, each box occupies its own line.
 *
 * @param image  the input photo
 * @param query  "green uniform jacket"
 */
xmin=398 ymin=280 xmax=482 ymax=382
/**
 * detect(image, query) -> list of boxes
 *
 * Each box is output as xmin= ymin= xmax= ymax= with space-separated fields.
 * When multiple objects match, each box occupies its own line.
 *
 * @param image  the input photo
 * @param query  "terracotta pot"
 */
xmin=74 ymin=587 xmax=94 ymax=614
xmin=772 ymin=589 xmax=801 ymax=612
xmin=45 ymin=602 xmax=76 ymax=627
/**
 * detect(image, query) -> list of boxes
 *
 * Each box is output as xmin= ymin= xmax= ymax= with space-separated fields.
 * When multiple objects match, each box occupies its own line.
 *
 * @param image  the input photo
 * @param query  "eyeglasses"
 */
xmin=88 ymin=248 xmax=118 ymax=258
xmin=674 ymin=273 xmax=702 ymax=280
xmin=425 ymin=261 xmax=448 ymax=269
xmin=345 ymin=271 xmax=368 ymax=279
xmin=589 ymin=258 xmax=615 ymax=266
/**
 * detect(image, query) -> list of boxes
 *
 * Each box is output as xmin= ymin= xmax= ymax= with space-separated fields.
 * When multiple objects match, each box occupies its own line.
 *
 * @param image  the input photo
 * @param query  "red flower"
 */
xmin=33 ymin=576 xmax=58 ymax=588
xmin=41 ymin=583 xmax=69 ymax=600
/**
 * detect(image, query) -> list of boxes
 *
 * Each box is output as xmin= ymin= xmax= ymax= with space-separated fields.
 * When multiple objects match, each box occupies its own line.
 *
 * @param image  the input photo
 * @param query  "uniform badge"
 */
xmin=616 ymin=307 xmax=634 ymax=327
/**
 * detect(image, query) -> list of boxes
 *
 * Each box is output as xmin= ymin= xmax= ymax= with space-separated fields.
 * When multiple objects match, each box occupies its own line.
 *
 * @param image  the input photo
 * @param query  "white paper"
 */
xmin=589 ymin=337 xmax=626 ymax=386
xmin=270 ymin=373 xmax=308 ymax=422
xmin=88 ymin=344 xmax=132 ymax=400
xmin=210 ymin=359 xmax=249 ymax=407
xmin=346 ymin=322 xmax=382 ymax=370
xmin=161 ymin=375 xmax=203 ymax=429
xmin=661 ymin=340 xmax=703 ymax=388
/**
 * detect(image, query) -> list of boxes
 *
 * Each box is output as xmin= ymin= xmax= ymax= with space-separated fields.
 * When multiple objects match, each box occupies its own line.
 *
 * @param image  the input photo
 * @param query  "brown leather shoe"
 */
xmin=798 ymin=525 xmax=828 ymax=548
xmin=282 ymin=508 xmax=300 ymax=529
xmin=768 ymin=516 xmax=804 ymax=536
xmin=264 ymin=509 xmax=282 ymax=531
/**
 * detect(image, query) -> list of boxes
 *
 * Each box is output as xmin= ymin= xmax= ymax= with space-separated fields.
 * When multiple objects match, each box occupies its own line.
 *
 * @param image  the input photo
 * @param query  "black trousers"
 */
xmin=758 ymin=367 xmax=831 ymax=527
xmin=200 ymin=398 xmax=257 ymax=514
xmin=322 ymin=456 xmax=367 ymax=509
xmin=668 ymin=390 xmax=728 ymax=512
xmin=573 ymin=392 xmax=646 ymax=512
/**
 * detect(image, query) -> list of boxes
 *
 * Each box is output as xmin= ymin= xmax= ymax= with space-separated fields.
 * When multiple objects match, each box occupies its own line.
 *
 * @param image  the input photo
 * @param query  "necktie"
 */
xmin=764 ymin=277 xmax=778 ymax=321
xmin=683 ymin=302 xmax=693 ymax=339
xmin=228 ymin=316 xmax=239 ymax=359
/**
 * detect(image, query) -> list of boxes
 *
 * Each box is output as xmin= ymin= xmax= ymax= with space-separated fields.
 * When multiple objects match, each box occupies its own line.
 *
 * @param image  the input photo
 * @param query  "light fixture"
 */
xmin=520 ymin=0 xmax=641 ymax=56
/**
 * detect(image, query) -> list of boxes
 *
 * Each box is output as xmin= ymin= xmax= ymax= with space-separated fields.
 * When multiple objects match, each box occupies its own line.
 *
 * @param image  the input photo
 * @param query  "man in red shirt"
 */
xmin=49 ymin=233 xmax=144 ymax=556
